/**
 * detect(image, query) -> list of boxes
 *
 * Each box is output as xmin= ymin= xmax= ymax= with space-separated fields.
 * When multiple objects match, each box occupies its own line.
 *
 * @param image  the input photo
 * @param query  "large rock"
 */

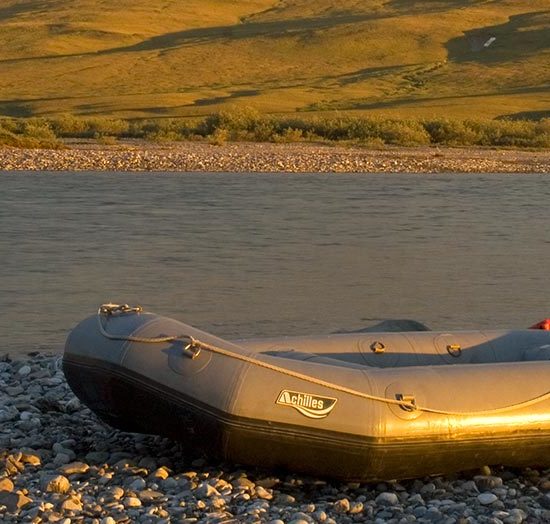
xmin=0 ymin=477 xmax=15 ymax=492
xmin=41 ymin=474 xmax=71 ymax=494
xmin=375 ymin=492 xmax=399 ymax=506
xmin=0 ymin=491 xmax=33 ymax=512
xmin=195 ymin=482 xmax=220 ymax=499
xmin=477 ymin=492 xmax=498 ymax=505
xmin=61 ymin=495 xmax=83 ymax=512
xmin=59 ymin=462 xmax=89 ymax=475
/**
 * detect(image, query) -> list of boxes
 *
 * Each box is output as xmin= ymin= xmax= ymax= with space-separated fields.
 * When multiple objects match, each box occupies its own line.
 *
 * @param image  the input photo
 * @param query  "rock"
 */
xmin=128 ymin=477 xmax=147 ymax=491
xmin=276 ymin=493 xmax=296 ymax=504
xmin=101 ymin=518 xmax=116 ymax=524
xmin=6 ymin=385 xmax=24 ymax=396
xmin=3 ymin=454 xmax=24 ymax=475
xmin=474 ymin=475 xmax=503 ymax=491
xmin=0 ymin=477 xmax=15 ymax=492
xmin=41 ymin=474 xmax=71 ymax=494
xmin=20 ymin=452 xmax=41 ymax=466
xmin=138 ymin=488 xmax=163 ymax=502
xmin=333 ymin=497 xmax=350 ymax=513
xmin=256 ymin=477 xmax=280 ymax=489
xmin=0 ymin=491 xmax=33 ymax=512
xmin=375 ymin=492 xmax=400 ymax=506
xmin=195 ymin=482 xmax=220 ymax=498
xmin=152 ymin=467 xmax=170 ymax=479
xmin=209 ymin=496 xmax=225 ymax=509
xmin=53 ymin=453 xmax=72 ymax=467
xmin=255 ymin=485 xmax=273 ymax=500
xmin=478 ymin=492 xmax=498 ymax=505
xmin=61 ymin=495 xmax=83 ymax=511
xmin=289 ymin=512 xmax=311 ymax=523
xmin=59 ymin=462 xmax=89 ymax=475
xmin=65 ymin=398 xmax=81 ymax=412
xmin=420 ymin=482 xmax=436 ymax=495
xmin=108 ymin=486 xmax=125 ymax=500
xmin=162 ymin=477 xmax=178 ymax=490
xmin=18 ymin=365 xmax=31 ymax=376
xmin=232 ymin=477 xmax=255 ymax=490
xmin=503 ymin=508 xmax=527 ymax=524
xmin=85 ymin=451 xmax=110 ymax=464
xmin=124 ymin=496 xmax=142 ymax=507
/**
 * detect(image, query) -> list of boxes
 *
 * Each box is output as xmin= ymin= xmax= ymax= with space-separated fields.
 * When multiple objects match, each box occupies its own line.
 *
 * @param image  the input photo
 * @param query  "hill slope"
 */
xmin=0 ymin=0 xmax=548 ymax=119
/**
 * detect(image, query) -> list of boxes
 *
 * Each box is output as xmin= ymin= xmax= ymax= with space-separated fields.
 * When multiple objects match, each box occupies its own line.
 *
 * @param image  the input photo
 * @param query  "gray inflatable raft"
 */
xmin=63 ymin=304 xmax=550 ymax=481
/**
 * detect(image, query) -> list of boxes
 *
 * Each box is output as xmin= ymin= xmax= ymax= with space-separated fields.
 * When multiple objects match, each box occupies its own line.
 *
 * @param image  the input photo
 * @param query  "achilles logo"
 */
xmin=276 ymin=389 xmax=337 ymax=419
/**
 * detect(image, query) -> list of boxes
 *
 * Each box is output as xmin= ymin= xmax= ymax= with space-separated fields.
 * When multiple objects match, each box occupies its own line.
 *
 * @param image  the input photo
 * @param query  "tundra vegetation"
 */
xmin=0 ymin=1 xmax=548 ymax=148
xmin=0 ymin=111 xmax=549 ymax=148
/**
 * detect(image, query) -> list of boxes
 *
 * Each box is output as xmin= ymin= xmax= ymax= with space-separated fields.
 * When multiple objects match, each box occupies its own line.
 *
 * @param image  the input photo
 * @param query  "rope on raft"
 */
xmin=97 ymin=304 xmax=550 ymax=417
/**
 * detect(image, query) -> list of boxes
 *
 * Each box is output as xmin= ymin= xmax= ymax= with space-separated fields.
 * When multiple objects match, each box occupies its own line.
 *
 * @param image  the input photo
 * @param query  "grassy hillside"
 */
xmin=0 ymin=0 xmax=548 ymax=120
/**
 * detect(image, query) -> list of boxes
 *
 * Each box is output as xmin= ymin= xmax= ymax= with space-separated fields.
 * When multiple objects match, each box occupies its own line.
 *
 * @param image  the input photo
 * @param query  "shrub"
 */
xmin=0 ymin=112 xmax=548 ymax=148
xmin=377 ymin=119 xmax=431 ymax=146
xmin=273 ymin=127 xmax=304 ymax=143
xmin=49 ymin=114 xmax=88 ymax=136
xmin=422 ymin=118 xmax=482 ymax=146
xmin=0 ymin=118 xmax=62 ymax=148
xmin=208 ymin=128 xmax=229 ymax=145
xmin=83 ymin=117 xmax=129 ymax=138
xmin=199 ymin=106 xmax=263 ymax=139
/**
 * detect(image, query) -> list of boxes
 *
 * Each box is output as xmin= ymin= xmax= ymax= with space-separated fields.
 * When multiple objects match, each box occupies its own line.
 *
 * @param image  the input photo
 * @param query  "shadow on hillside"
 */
xmin=0 ymin=11 xmax=383 ymax=64
xmin=105 ymin=12 xmax=375 ymax=54
xmin=0 ymin=2 xmax=42 ymax=20
xmin=386 ymin=0 xmax=491 ymax=15
xmin=310 ymin=85 xmax=549 ymax=112
xmin=496 ymin=110 xmax=550 ymax=121
xmin=194 ymin=90 xmax=260 ymax=106
xmin=446 ymin=11 xmax=550 ymax=63
xmin=0 ymin=101 xmax=34 ymax=117
xmin=337 ymin=64 xmax=408 ymax=85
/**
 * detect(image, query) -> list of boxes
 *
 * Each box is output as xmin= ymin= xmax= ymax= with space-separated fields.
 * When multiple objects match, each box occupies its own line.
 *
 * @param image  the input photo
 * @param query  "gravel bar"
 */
xmin=0 ymin=142 xmax=549 ymax=173
xmin=1 ymin=353 xmax=549 ymax=524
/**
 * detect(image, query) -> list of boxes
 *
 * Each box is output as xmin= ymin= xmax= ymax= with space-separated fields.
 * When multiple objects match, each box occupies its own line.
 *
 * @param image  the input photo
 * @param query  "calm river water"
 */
xmin=1 ymin=171 xmax=549 ymax=356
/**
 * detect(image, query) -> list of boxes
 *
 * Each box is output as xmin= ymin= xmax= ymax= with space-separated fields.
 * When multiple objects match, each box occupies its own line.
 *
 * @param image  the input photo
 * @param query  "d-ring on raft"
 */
xmin=63 ymin=304 xmax=550 ymax=481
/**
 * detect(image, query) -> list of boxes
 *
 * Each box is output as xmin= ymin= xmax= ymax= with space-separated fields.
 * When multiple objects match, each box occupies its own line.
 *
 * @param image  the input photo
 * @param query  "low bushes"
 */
xmin=0 ymin=110 xmax=548 ymax=148
xmin=0 ymin=118 xmax=62 ymax=148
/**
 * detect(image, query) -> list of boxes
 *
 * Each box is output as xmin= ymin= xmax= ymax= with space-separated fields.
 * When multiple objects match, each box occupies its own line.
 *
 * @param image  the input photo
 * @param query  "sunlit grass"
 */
xmin=0 ymin=0 xmax=548 ymax=120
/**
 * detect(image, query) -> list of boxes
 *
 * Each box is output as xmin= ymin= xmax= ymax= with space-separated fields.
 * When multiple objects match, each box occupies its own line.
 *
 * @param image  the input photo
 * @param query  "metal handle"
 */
xmin=446 ymin=344 xmax=462 ymax=358
xmin=395 ymin=393 xmax=416 ymax=412
xmin=370 ymin=341 xmax=386 ymax=353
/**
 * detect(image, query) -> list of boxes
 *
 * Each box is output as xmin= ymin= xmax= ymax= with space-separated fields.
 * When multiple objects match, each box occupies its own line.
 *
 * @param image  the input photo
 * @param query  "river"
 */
xmin=1 ymin=171 xmax=549 ymax=356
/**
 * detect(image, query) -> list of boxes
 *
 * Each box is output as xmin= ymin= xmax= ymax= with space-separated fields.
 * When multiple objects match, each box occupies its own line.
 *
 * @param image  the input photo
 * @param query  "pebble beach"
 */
xmin=0 ymin=141 xmax=549 ymax=173
xmin=1 ymin=353 xmax=549 ymax=524
xmin=2 ymin=143 xmax=550 ymax=523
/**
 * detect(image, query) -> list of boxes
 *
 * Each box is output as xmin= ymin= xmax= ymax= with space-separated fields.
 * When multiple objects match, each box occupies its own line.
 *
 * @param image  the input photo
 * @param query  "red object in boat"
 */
xmin=529 ymin=319 xmax=550 ymax=330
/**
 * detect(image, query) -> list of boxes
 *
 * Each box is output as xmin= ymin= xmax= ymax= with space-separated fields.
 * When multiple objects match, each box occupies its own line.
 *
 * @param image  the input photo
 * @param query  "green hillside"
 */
xmin=0 ymin=0 xmax=548 ymax=119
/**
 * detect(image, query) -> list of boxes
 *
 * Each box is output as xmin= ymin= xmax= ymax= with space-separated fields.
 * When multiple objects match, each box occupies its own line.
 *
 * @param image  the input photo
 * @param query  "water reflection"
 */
xmin=1 ymin=171 xmax=549 ymax=355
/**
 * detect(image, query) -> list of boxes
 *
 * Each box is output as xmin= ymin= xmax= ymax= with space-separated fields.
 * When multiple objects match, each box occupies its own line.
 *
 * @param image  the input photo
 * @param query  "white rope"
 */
xmin=97 ymin=304 xmax=550 ymax=416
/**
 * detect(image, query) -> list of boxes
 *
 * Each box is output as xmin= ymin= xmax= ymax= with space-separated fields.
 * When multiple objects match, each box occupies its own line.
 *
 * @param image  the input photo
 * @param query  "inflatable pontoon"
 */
xmin=63 ymin=304 xmax=550 ymax=481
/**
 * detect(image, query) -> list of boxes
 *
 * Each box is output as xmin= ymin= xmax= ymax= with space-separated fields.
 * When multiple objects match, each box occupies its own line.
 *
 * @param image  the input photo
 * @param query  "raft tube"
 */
xmin=63 ymin=305 xmax=550 ymax=481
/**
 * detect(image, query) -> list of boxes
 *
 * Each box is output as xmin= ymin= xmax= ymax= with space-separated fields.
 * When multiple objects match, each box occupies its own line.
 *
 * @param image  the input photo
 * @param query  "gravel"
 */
xmin=0 ymin=141 xmax=549 ymax=173
xmin=1 ymin=352 xmax=550 ymax=523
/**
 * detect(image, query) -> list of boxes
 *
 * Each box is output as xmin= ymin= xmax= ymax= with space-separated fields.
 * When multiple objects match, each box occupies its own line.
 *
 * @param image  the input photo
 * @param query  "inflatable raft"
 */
xmin=63 ymin=304 xmax=550 ymax=481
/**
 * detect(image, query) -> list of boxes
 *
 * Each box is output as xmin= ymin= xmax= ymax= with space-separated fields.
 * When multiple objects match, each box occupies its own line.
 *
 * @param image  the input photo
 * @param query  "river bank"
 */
xmin=0 ymin=141 xmax=549 ymax=173
xmin=1 ymin=353 xmax=549 ymax=523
